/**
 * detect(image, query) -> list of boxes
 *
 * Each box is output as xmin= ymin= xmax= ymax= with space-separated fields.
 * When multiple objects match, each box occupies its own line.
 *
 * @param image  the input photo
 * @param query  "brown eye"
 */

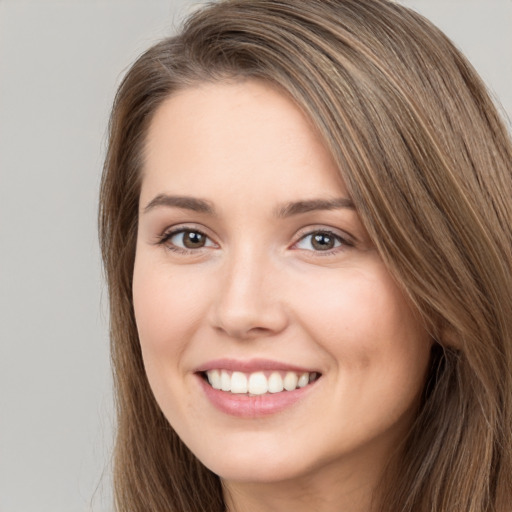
xmin=295 ymin=230 xmax=344 ymax=252
xmin=164 ymin=229 xmax=216 ymax=251
xmin=182 ymin=230 xmax=207 ymax=248
xmin=311 ymin=232 xmax=336 ymax=250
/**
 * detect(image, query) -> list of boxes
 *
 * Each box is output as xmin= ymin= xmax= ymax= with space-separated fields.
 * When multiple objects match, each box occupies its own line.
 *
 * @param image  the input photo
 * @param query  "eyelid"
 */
xmin=155 ymin=224 xmax=219 ymax=252
xmin=291 ymin=226 xmax=355 ymax=252
xmin=153 ymin=223 xmax=355 ymax=255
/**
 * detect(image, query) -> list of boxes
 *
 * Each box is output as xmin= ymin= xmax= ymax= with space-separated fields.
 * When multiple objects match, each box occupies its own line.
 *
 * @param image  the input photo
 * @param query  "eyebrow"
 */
xmin=143 ymin=194 xmax=216 ymax=215
xmin=275 ymin=197 xmax=355 ymax=217
xmin=142 ymin=194 xmax=355 ymax=217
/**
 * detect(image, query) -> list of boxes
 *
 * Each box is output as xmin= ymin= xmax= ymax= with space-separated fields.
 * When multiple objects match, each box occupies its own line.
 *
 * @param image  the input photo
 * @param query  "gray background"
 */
xmin=0 ymin=1 xmax=510 ymax=511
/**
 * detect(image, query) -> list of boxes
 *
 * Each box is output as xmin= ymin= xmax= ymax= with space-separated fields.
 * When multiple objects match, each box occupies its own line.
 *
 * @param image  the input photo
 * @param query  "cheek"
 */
xmin=132 ymin=256 xmax=207 ymax=355
xmin=294 ymin=264 xmax=431 ymax=390
xmin=132 ymin=255 xmax=208 ymax=418
xmin=295 ymin=266 xmax=415 ymax=342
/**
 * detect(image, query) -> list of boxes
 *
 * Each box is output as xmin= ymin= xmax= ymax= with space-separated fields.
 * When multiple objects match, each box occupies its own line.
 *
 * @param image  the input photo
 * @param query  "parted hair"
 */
xmin=99 ymin=1 xmax=512 ymax=510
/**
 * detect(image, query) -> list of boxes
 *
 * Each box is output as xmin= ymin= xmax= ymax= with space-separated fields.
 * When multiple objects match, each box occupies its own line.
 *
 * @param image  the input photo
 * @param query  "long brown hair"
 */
xmin=99 ymin=1 xmax=512 ymax=510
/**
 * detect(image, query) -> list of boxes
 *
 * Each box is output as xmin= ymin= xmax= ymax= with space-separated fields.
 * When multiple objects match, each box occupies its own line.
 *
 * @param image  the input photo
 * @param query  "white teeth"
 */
xmin=221 ymin=370 xmax=231 ymax=392
xmin=205 ymin=369 xmax=319 ymax=394
xmin=248 ymin=372 xmax=268 ymax=395
xmin=283 ymin=371 xmax=298 ymax=391
xmin=268 ymin=372 xmax=284 ymax=393
xmin=231 ymin=371 xmax=248 ymax=393
xmin=207 ymin=369 xmax=222 ymax=390
xmin=297 ymin=372 xmax=309 ymax=388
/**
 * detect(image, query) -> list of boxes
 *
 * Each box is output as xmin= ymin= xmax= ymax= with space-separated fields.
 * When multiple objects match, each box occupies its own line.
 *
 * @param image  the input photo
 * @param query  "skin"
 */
xmin=133 ymin=79 xmax=433 ymax=512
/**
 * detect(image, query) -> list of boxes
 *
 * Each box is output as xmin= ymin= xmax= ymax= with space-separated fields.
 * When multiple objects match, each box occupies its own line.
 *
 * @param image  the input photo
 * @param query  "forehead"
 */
xmin=141 ymin=79 xmax=347 ymax=205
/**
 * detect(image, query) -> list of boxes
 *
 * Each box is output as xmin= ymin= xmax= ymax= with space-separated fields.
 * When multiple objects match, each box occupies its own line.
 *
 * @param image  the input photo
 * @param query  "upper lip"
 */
xmin=195 ymin=358 xmax=320 ymax=374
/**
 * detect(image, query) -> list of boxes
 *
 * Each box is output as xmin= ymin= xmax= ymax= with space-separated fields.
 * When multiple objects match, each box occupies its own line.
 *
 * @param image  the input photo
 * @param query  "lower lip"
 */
xmin=197 ymin=375 xmax=318 ymax=418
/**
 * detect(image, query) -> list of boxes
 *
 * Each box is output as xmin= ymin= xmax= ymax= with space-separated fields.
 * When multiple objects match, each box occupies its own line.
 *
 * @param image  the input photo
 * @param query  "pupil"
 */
xmin=312 ymin=233 xmax=334 ymax=250
xmin=184 ymin=231 xmax=205 ymax=248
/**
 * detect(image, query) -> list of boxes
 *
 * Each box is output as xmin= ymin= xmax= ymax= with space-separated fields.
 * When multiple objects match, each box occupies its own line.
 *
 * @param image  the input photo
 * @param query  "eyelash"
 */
xmin=155 ymin=226 xmax=353 ymax=256
xmin=155 ymin=226 xmax=215 ymax=255
xmin=293 ymin=229 xmax=353 ymax=255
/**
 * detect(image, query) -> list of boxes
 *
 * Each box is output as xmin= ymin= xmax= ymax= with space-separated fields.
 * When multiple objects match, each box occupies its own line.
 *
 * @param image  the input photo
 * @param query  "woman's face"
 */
xmin=133 ymin=80 xmax=432 ymax=487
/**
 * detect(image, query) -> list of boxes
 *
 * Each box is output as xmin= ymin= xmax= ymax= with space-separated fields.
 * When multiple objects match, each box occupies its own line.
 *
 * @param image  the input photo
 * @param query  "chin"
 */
xmin=205 ymin=454 xmax=311 ymax=484
xmin=186 ymin=430 xmax=335 ymax=485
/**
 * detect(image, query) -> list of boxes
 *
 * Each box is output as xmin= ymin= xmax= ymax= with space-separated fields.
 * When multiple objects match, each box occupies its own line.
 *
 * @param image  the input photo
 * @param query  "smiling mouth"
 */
xmin=200 ymin=369 xmax=321 ymax=395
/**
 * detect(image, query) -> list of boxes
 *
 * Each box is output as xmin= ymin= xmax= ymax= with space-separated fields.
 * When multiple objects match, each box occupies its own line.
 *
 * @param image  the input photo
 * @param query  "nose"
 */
xmin=209 ymin=249 xmax=289 ymax=340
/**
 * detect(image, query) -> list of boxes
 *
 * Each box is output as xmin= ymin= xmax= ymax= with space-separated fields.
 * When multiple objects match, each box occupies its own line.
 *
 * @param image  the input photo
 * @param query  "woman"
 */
xmin=99 ymin=0 xmax=512 ymax=510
